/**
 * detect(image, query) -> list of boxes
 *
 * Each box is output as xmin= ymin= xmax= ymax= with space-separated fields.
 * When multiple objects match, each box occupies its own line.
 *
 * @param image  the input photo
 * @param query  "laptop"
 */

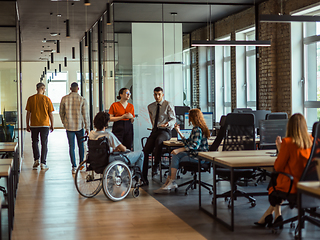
xmin=177 ymin=129 xmax=192 ymax=141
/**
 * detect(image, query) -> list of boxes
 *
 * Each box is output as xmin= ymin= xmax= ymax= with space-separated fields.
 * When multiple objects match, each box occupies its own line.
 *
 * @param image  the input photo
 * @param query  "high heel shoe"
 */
xmin=254 ymin=214 xmax=273 ymax=228
xmin=273 ymin=215 xmax=283 ymax=229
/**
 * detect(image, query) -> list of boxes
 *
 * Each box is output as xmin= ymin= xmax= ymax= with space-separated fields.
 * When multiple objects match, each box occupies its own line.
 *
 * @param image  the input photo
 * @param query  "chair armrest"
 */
xmin=271 ymin=171 xmax=294 ymax=198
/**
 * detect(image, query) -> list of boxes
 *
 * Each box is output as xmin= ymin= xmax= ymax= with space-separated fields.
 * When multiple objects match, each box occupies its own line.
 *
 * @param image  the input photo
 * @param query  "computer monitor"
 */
xmin=4 ymin=111 xmax=17 ymax=123
xmin=184 ymin=112 xmax=213 ymax=130
xmin=259 ymin=119 xmax=288 ymax=149
xmin=252 ymin=110 xmax=271 ymax=129
xmin=177 ymin=129 xmax=192 ymax=141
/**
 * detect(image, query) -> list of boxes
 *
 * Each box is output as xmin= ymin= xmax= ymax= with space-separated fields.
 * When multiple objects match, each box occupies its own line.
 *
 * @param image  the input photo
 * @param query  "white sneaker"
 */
xmin=153 ymin=179 xmax=178 ymax=194
xmin=40 ymin=163 xmax=49 ymax=170
xmin=72 ymin=167 xmax=77 ymax=174
xmin=33 ymin=160 xmax=40 ymax=170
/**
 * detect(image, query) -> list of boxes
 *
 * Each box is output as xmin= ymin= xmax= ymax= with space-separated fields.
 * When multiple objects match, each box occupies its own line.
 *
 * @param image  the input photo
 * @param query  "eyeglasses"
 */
xmin=126 ymin=91 xmax=131 ymax=95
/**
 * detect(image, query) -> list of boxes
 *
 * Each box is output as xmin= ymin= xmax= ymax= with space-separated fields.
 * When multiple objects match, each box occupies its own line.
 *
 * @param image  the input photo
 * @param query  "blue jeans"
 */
xmin=169 ymin=151 xmax=204 ymax=176
xmin=125 ymin=151 xmax=144 ymax=174
xmin=66 ymin=129 xmax=85 ymax=168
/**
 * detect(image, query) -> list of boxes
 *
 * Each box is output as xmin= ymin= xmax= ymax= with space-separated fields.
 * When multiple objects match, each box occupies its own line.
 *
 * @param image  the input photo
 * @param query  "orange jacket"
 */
xmin=269 ymin=137 xmax=312 ymax=195
xmin=109 ymin=102 xmax=135 ymax=121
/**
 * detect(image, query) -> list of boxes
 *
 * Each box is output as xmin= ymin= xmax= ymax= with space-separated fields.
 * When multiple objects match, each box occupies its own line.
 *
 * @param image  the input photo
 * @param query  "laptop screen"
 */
xmin=177 ymin=129 xmax=192 ymax=140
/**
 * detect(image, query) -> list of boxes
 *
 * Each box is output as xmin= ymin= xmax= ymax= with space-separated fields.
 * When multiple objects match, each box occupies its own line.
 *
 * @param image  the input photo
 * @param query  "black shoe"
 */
xmin=254 ymin=214 xmax=273 ymax=228
xmin=141 ymin=179 xmax=149 ymax=187
xmin=273 ymin=215 xmax=283 ymax=229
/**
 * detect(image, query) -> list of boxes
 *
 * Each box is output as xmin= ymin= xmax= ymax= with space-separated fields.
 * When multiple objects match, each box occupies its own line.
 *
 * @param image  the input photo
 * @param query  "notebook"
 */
xmin=177 ymin=129 xmax=192 ymax=141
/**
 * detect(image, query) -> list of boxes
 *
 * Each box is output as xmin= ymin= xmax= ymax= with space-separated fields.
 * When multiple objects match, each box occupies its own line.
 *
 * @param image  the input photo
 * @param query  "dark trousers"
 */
xmin=31 ymin=127 xmax=49 ymax=164
xmin=112 ymin=120 xmax=133 ymax=150
xmin=142 ymin=129 xmax=171 ymax=179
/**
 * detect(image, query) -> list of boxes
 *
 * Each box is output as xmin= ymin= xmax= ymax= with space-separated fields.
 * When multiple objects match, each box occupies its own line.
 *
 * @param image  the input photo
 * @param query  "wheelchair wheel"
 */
xmin=102 ymin=160 xmax=132 ymax=201
xmin=74 ymin=160 xmax=103 ymax=198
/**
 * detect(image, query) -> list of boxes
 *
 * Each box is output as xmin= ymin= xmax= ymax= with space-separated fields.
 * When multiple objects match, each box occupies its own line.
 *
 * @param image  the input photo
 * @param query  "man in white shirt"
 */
xmin=59 ymin=82 xmax=90 ymax=174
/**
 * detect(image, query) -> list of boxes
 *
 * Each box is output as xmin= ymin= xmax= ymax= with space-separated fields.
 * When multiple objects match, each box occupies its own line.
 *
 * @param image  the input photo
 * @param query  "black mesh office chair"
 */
xmin=271 ymin=122 xmax=320 ymax=234
xmin=216 ymin=113 xmax=257 ymax=207
xmin=265 ymin=112 xmax=288 ymax=120
xmin=177 ymin=116 xmax=227 ymax=195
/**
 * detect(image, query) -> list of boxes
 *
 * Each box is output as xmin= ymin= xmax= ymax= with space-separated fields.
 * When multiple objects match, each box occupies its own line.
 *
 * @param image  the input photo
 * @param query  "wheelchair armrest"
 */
xmin=271 ymin=171 xmax=294 ymax=197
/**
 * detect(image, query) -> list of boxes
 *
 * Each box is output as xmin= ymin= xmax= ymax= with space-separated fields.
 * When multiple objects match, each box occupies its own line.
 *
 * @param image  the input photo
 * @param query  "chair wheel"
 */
xmin=185 ymin=191 xmax=188 ymax=195
xmin=209 ymin=190 xmax=213 ymax=195
xmin=132 ymin=188 xmax=140 ymax=198
xmin=227 ymin=199 xmax=231 ymax=208
xmin=251 ymin=201 xmax=256 ymax=207
xmin=225 ymin=197 xmax=229 ymax=202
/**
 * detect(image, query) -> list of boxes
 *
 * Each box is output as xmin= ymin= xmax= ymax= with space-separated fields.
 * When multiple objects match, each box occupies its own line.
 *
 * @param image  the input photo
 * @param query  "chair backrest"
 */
xmin=233 ymin=108 xmax=252 ymax=113
xmin=87 ymin=137 xmax=111 ymax=174
xmin=209 ymin=115 xmax=227 ymax=151
xmin=223 ymin=113 xmax=256 ymax=151
xmin=252 ymin=110 xmax=271 ymax=129
xmin=300 ymin=122 xmax=320 ymax=182
xmin=172 ymin=106 xmax=190 ymax=137
xmin=259 ymin=119 xmax=288 ymax=149
xmin=266 ymin=112 xmax=288 ymax=120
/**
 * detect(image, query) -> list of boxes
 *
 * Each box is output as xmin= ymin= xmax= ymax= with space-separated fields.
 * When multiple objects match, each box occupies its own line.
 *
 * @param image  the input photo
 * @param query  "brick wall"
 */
xmin=188 ymin=0 xmax=320 ymax=117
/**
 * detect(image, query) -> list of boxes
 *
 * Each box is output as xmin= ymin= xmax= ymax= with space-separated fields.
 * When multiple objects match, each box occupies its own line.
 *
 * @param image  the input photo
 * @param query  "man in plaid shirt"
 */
xmin=59 ymin=82 xmax=90 ymax=174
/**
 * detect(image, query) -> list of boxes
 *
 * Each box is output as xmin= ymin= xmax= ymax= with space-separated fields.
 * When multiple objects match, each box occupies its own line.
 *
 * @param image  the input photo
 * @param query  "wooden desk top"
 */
xmin=297 ymin=182 xmax=320 ymax=196
xmin=198 ymin=150 xmax=275 ymax=160
xmin=0 ymin=142 xmax=18 ymax=152
xmin=0 ymin=159 xmax=13 ymax=167
xmin=0 ymin=165 xmax=10 ymax=177
xmin=214 ymin=155 xmax=276 ymax=168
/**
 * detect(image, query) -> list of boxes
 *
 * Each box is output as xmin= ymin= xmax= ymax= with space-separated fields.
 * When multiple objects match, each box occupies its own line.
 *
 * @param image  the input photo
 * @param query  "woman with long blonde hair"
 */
xmin=254 ymin=113 xmax=313 ymax=229
xmin=154 ymin=109 xmax=210 ymax=194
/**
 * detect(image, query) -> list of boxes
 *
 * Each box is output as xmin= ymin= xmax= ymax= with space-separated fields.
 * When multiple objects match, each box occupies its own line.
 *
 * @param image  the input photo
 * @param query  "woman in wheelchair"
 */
xmin=254 ymin=113 xmax=313 ymax=228
xmin=154 ymin=108 xmax=210 ymax=194
xmin=89 ymin=111 xmax=144 ymax=180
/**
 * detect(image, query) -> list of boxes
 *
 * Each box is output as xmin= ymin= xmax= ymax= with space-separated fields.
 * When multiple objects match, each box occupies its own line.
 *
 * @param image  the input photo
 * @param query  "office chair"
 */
xmin=271 ymin=122 xmax=320 ymax=235
xmin=177 ymin=116 xmax=227 ymax=195
xmin=265 ymin=112 xmax=288 ymax=120
xmin=216 ymin=113 xmax=257 ymax=208
xmin=233 ymin=108 xmax=253 ymax=113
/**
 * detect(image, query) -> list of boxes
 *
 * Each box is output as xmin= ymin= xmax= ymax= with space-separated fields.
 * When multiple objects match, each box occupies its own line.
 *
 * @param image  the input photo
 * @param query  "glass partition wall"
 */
xmin=0 ymin=1 xmax=21 ymax=155
xmin=80 ymin=3 xmax=217 ymax=150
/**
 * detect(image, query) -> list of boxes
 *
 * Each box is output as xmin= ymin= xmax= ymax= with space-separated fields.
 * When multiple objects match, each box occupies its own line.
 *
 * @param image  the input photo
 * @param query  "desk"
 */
xmin=163 ymin=137 xmax=216 ymax=147
xmin=198 ymin=150 xmax=276 ymax=231
xmin=0 ymin=142 xmax=18 ymax=196
xmin=297 ymin=182 xmax=320 ymax=239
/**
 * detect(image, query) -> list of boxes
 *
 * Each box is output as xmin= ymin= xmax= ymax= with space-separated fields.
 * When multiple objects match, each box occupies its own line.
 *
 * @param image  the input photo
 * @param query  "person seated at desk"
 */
xmin=89 ymin=111 xmax=144 ymax=178
xmin=254 ymin=113 xmax=313 ymax=228
xmin=154 ymin=109 xmax=210 ymax=194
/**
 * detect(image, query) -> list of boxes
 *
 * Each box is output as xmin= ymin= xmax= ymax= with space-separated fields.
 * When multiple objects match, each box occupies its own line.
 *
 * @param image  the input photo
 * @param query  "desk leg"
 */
xmin=230 ymin=168 xmax=234 ymax=231
xmin=213 ymin=163 xmax=217 ymax=217
xmin=297 ymin=191 xmax=302 ymax=240
xmin=198 ymin=158 xmax=201 ymax=208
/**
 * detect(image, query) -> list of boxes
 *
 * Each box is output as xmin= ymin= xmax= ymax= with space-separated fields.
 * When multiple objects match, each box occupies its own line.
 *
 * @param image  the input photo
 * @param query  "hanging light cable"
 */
xmin=85 ymin=6 xmax=88 ymax=47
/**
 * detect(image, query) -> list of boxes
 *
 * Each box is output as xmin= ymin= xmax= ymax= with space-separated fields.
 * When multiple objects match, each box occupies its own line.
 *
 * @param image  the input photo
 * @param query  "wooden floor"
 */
xmin=11 ymin=130 xmax=206 ymax=240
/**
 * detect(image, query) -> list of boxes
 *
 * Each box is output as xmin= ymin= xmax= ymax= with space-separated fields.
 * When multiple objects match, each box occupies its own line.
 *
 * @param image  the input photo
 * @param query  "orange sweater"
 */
xmin=269 ymin=137 xmax=312 ymax=195
xmin=109 ymin=102 xmax=135 ymax=121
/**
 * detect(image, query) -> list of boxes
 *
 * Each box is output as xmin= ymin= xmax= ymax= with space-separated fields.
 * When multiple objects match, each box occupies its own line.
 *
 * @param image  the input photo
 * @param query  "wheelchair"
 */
xmin=74 ymin=136 xmax=142 ymax=201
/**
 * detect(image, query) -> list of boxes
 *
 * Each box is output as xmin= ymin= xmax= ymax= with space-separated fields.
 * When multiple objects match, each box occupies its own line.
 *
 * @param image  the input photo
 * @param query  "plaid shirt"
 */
xmin=182 ymin=126 xmax=209 ymax=155
xmin=59 ymin=92 xmax=90 ymax=131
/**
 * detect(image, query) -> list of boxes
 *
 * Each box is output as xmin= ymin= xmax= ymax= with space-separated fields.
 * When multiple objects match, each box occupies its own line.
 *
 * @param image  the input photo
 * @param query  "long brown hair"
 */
xmin=286 ymin=113 xmax=312 ymax=149
xmin=188 ymin=109 xmax=210 ymax=138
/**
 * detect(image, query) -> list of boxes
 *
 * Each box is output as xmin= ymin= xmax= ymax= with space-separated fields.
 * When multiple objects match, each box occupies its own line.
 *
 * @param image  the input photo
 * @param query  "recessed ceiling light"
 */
xmin=57 ymin=14 xmax=61 ymax=17
xmin=50 ymin=33 xmax=58 ymax=36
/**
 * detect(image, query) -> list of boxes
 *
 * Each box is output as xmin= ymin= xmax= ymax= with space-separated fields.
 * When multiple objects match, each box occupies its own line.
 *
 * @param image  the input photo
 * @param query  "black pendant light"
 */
xmin=84 ymin=0 xmax=90 ymax=6
xmin=66 ymin=19 xmax=70 ymax=38
xmin=55 ymin=69 xmax=57 ymax=76
xmin=59 ymin=64 xmax=61 ymax=72
xmin=47 ymin=60 xmax=50 ymax=70
xmin=106 ymin=3 xmax=111 ymax=25
xmin=44 ymin=67 xmax=47 ymax=74
xmin=64 ymin=57 xmax=67 ymax=67
xmin=72 ymin=47 xmax=75 ymax=59
xmin=85 ymin=31 xmax=88 ymax=47
xmin=51 ymin=53 xmax=54 ymax=63
xmin=57 ymin=40 xmax=60 ymax=53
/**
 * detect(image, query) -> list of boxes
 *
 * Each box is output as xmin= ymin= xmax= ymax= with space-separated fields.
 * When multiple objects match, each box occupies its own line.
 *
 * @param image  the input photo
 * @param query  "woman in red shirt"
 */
xmin=109 ymin=88 xmax=135 ymax=149
xmin=254 ymin=113 xmax=313 ymax=229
